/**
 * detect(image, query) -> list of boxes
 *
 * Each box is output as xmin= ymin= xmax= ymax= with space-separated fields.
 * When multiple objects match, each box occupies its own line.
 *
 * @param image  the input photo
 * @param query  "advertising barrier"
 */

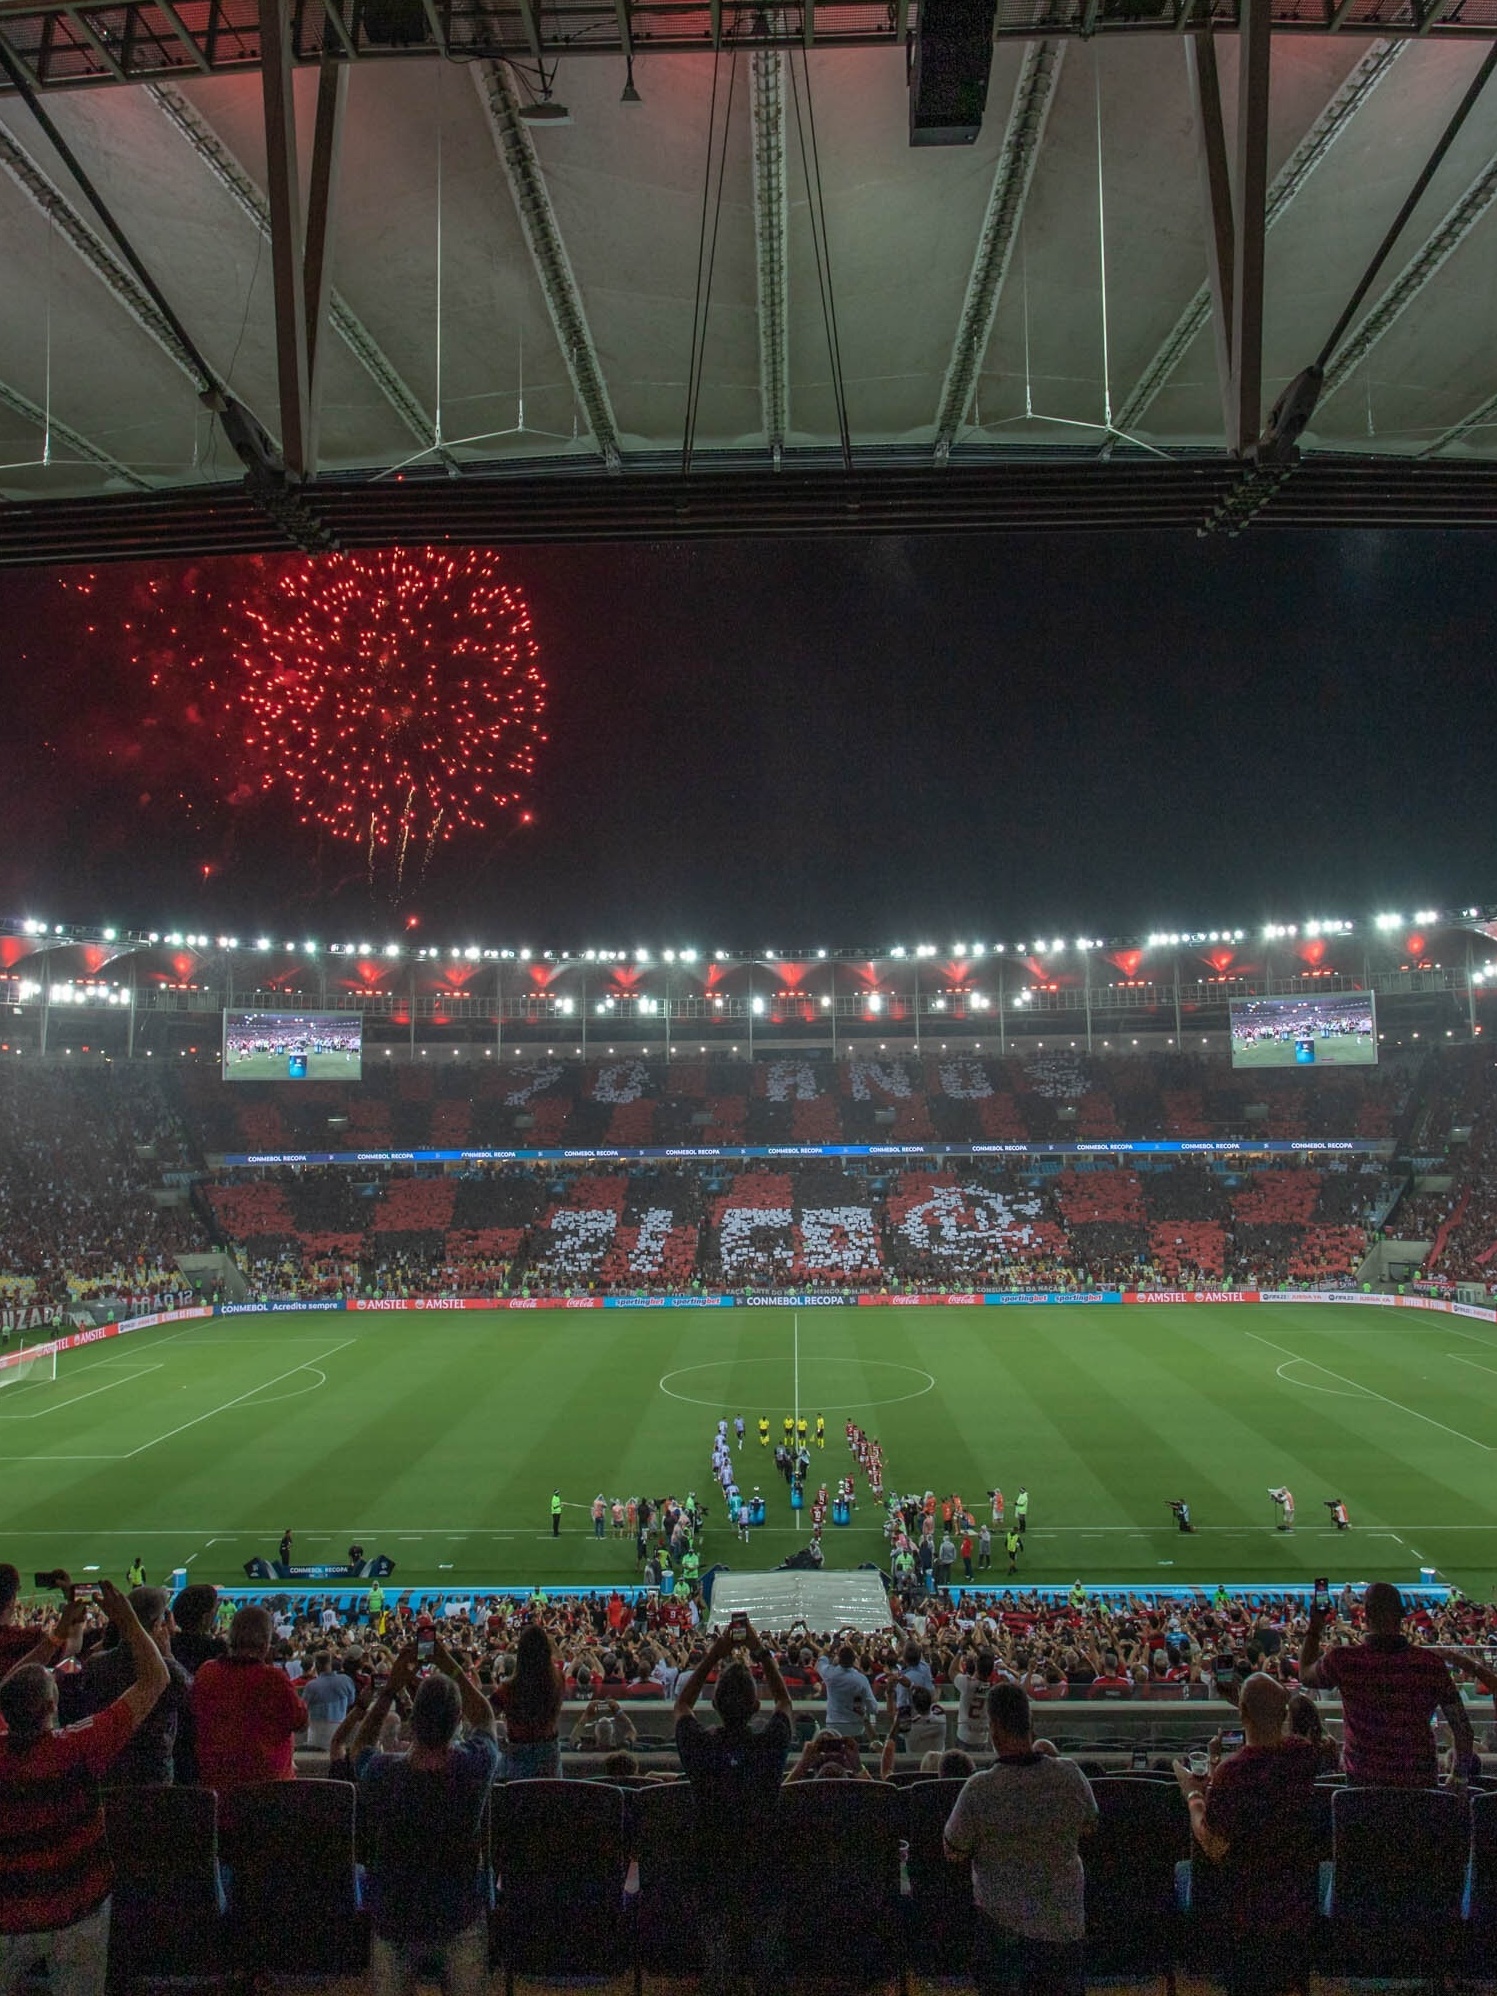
xmin=219 ymin=1135 xmax=1386 ymax=1168
xmin=5 ymin=1289 xmax=1493 ymax=1369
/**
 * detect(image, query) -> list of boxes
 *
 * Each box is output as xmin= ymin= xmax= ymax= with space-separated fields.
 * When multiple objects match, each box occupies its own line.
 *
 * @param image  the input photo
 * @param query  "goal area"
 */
xmin=0 ymin=1341 xmax=58 ymax=1390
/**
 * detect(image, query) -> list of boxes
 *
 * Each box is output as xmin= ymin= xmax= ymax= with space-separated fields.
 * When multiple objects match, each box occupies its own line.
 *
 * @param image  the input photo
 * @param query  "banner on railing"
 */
xmin=217 ymin=1135 xmax=1387 ymax=1168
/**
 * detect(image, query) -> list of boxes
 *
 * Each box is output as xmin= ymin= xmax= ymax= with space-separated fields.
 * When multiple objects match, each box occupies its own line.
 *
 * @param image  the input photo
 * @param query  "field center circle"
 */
xmin=658 ymin=1355 xmax=936 ymax=1411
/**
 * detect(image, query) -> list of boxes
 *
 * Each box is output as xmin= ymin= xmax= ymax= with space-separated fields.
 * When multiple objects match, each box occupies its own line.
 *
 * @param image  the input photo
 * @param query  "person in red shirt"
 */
xmin=1174 ymin=1673 xmax=1321 ymax=1996
xmin=191 ymin=1605 xmax=307 ymax=1790
xmin=0 ymin=1579 xmax=169 ymax=1996
xmin=0 ymin=1564 xmax=42 ymax=1676
xmin=1299 ymin=1582 xmax=1473 ymax=1788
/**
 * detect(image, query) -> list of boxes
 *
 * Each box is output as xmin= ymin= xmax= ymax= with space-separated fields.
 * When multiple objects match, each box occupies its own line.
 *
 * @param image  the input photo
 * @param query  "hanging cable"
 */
xmin=1257 ymin=40 xmax=1497 ymax=464
xmin=1094 ymin=49 xmax=1113 ymax=437
xmin=682 ymin=40 xmax=736 ymax=472
xmin=785 ymin=35 xmax=851 ymax=469
xmin=685 ymin=47 xmax=739 ymax=472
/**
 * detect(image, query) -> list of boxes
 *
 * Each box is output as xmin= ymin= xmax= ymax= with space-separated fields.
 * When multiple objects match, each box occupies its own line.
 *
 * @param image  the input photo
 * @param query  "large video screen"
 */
xmin=223 ymin=1010 xmax=363 ymax=1082
xmin=1229 ymin=990 xmax=1377 ymax=1069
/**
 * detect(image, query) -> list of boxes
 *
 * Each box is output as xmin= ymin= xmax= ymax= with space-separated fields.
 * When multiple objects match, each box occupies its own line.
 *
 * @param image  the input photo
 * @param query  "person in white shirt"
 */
xmin=956 ymin=1652 xmax=997 ymax=1752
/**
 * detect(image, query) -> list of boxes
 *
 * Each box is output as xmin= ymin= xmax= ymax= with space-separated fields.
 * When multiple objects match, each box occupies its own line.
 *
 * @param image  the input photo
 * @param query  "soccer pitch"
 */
xmin=224 ymin=1052 xmax=362 ymax=1081
xmin=3 ymin=1303 xmax=1495 ymax=1596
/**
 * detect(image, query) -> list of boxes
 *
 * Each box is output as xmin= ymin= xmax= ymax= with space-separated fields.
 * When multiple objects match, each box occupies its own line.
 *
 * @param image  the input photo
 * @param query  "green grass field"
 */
xmin=224 ymin=1052 xmax=362 ymax=1081
xmin=1230 ymin=1034 xmax=1377 ymax=1068
xmin=3 ymin=1303 xmax=1495 ymax=1596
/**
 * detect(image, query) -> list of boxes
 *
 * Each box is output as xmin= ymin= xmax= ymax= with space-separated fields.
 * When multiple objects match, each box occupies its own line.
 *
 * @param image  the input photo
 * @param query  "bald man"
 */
xmin=1174 ymin=1674 xmax=1321 ymax=1996
xmin=1300 ymin=1581 xmax=1472 ymax=1788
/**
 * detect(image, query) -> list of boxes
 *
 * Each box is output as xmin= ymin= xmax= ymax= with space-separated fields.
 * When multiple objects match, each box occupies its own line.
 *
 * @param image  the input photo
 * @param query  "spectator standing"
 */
xmin=0 ymin=1581 xmax=168 ymax=1996
xmin=1173 ymin=1673 xmax=1321 ymax=1996
xmin=0 ymin=1565 xmax=43 ymax=1676
xmin=168 ymin=1584 xmax=226 ymax=1675
xmin=191 ymin=1605 xmax=308 ymax=1791
xmin=354 ymin=1638 xmax=499 ymax=1996
xmin=491 ymin=1622 xmax=563 ymax=1779
xmin=68 ymin=1586 xmax=191 ymax=1788
xmin=816 ymin=1640 xmax=877 ymax=1737
xmin=673 ymin=1621 xmax=793 ymax=1996
xmin=943 ymin=1682 xmax=1097 ymax=1996
xmin=300 ymin=1651 xmax=358 ymax=1750
xmin=1298 ymin=1582 xmax=1473 ymax=1786
xmin=956 ymin=1652 xmax=997 ymax=1753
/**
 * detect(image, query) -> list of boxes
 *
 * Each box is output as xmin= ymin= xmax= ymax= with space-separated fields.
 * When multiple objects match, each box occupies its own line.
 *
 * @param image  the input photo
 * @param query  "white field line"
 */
xmin=0 ymin=1365 xmax=163 ymax=1421
xmin=1244 ymin=1328 xmax=1491 ymax=1452
xmin=121 ymin=1340 xmax=358 ymax=1458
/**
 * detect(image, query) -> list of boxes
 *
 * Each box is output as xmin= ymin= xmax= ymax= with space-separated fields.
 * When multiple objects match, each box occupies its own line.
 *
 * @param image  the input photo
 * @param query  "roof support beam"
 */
xmin=0 ymin=373 xmax=151 ymax=489
xmin=1185 ymin=27 xmax=1235 ymax=446
xmin=148 ymin=82 xmax=449 ymax=462
xmin=257 ymin=0 xmax=312 ymax=476
xmin=470 ymin=58 xmax=622 ymax=468
xmin=1423 ymin=387 xmax=1497 ymax=457
xmin=1319 ymin=145 xmax=1497 ymax=407
xmin=931 ymin=39 xmax=1065 ymax=462
xmin=750 ymin=46 xmax=789 ymax=463
xmin=303 ymin=48 xmax=348 ymax=472
xmin=1113 ymin=39 xmax=1402 ymax=435
xmin=1229 ymin=0 xmax=1270 ymax=458
xmin=0 ymin=122 xmax=210 ymax=388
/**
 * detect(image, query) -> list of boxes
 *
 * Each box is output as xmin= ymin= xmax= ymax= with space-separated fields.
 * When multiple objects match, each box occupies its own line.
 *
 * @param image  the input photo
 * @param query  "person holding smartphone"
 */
xmin=1172 ymin=1673 xmax=1321 ymax=1996
xmin=0 ymin=1579 xmax=169 ymax=1996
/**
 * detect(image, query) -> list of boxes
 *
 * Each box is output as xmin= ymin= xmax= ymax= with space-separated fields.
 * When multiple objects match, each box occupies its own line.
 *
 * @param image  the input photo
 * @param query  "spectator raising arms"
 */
xmin=354 ymin=1637 xmax=500 ymax=1996
xmin=1298 ymin=1580 xmax=1474 ymax=1787
xmin=190 ymin=1604 xmax=308 ymax=1791
xmin=66 ymin=1586 xmax=192 ymax=1790
xmin=1174 ymin=1673 xmax=1321 ymax=1996
xmin=0 ymin=1580 xmax=168 ymax=1996
xmin=674 ymin=1621 xmax=794 ymax=1996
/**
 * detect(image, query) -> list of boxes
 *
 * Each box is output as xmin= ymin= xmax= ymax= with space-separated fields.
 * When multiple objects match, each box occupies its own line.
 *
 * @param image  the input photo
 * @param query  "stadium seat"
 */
xmin=491 ymin=1779 xmax=630 ymax=1990
xmin=776 ymin=1780 xmax=905 ymax=1985
xmin=628 ymin=1779 xmax=708 ymax=1980
xmin=219 ymin=1778 xmax=367 ymax=1975
xmin=1464 ymin=1788 xmax=1497 ymax=1973
xmin=902 ymin=1775 xmax=978 ymax=1976
xmin=1321 ymin=1785 xmax=1468 ymax=1982
xmin=1083 ymin=1777 xmax=1190 ymax=1988
xmin=104 ymin=1784 xmax=227 ymax=1990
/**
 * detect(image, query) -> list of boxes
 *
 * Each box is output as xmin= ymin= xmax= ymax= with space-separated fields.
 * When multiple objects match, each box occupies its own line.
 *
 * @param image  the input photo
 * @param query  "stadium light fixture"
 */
xmin=868 ymin=994 xmax=882 ymax=1013
xmin=102 ymin=928 xmax=116 ymax=942
xmin=1415 ymin=908 xmax=1439 ymax=925
xmin=384 ymin=945 xmax=400 ymax=957
xmin=752 ymin=997 xmax=766 ymax=1015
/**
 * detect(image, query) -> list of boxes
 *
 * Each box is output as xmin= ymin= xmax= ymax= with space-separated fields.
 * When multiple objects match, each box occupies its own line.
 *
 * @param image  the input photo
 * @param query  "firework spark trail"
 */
xmin=234 ymin=550 xmax=546 ymax=883
xmin=93 ymin=548 xmax=547 ymax=896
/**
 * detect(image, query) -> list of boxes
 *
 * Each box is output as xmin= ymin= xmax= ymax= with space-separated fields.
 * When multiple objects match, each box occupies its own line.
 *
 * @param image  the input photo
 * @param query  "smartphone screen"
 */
xmin=1221 ymin=1729 xmax=1245 ymax=1752
xmin=1131 ymin=1749 xmax=1149 ymax=1770
xmin=729 ymin=1614 xmax=749 ymax=1638
xmin=73 ymin=1582 xmax=103 ymax=1601
xmin=1312 ymin=1578 xmax=1332 ymax=1615
xmin=416 ymin=1638 xmax=435 ymax=1662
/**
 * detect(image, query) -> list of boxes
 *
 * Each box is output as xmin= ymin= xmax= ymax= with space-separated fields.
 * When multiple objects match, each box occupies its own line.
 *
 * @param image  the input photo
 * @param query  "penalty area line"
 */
xmin=121 ymin=1339 xmax=359 ymax=1458
xmin=1244 ymin=1328 xmax=1491 ymax=1452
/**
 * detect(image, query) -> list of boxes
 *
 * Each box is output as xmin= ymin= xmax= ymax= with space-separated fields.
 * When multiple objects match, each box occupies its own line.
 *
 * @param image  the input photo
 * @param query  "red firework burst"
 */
xmin=231 ymin=549 xmax=546 ymax=873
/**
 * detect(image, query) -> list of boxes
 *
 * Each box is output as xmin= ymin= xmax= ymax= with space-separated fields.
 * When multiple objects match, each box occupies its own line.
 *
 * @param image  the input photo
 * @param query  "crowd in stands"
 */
xmin=17 ymin=1044 xmax=1497 ymax=1312
xmin=0 ymin=1065 xmax=200 ymax=1323
xmin=7 ymin=1557 xmax=1497 ymax=1996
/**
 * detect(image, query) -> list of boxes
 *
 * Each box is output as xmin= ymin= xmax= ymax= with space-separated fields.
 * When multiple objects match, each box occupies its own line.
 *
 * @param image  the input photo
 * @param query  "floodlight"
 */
xmin=103 ymin=928 xmax=116 ymax=942
xmin=518 ymin=96 xmax=572 ymax=124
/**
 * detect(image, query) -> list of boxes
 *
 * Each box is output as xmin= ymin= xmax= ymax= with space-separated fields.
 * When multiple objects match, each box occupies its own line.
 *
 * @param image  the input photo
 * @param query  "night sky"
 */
xmin=0 ymin=529 xmax=1490 ymax=946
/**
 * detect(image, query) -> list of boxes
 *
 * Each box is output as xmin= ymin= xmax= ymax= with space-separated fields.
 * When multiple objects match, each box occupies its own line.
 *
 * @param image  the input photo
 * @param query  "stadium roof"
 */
xmin=5 ymin=8 xmax=1497 ymax=559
